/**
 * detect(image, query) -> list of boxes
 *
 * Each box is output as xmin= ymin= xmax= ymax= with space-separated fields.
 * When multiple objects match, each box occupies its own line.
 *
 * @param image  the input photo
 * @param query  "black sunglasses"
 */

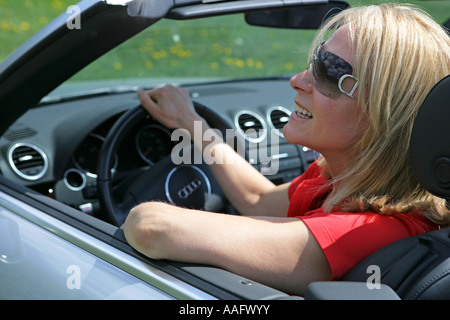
xmin=310 ymin=41 xmax=358 ymax=99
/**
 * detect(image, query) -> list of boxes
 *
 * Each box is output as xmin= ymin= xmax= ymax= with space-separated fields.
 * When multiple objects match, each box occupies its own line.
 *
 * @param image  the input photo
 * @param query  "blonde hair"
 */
xmin=311 ymin=4 xmax=450 ymax=226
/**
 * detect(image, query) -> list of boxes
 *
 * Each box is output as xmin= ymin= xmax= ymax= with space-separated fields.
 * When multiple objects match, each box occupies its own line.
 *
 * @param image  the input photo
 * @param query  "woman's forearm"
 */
xmin=122 ymin=201 xmax=330 ymax=296
xmin=189 ymin=118 xmax=289 ymax=217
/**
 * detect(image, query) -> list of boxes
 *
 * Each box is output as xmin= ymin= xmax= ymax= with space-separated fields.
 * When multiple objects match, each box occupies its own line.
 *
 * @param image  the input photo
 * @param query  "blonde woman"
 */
xmin=123 ymin=4 xmax=450 ymax=295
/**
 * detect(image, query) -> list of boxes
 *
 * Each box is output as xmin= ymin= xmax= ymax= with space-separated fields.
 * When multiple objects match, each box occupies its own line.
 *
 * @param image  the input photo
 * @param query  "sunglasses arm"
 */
xmin=338 ymin=74 xmax=359 ymax=99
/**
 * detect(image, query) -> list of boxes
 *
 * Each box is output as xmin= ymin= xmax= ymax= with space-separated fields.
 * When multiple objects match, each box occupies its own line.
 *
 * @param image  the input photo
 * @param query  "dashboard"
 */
xmin=0 ymin=78 xmax=318 ymax=218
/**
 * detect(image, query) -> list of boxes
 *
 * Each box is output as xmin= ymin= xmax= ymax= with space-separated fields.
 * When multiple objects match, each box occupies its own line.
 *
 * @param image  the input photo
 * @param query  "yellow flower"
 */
xmin=20 ymin=22 xmax=30 ymax=31
xmin=52 ymin=0 xmax=63 ymax=9
xmin=0 ymin=21 xmax=10 ymax=31
xmin=145 ymin=60 xmax=153 ymax=69
xmin=177 ymin=49 xmax=192 ymax=58
xmin=113 ymin=62 xmax=122 ymax=70
xmin=209 ymin=62 xmax=219 ymax=70
xmin=284 ymin=62 xmax=294 ymax=71
xmin=224 ymin=57 xmax=234 ymax=66
xmin=235 ymin=59 xmax=245 ymax=68
xmin=152 ymin=50 xmax=168 ymax=59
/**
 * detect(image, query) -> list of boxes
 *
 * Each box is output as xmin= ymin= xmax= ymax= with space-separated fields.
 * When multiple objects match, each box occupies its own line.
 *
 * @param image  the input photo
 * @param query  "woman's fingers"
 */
xmin=137 ymin=87 xmax=161 ymax=115
xmin=137 ymin=85 xmax=201 ymax=130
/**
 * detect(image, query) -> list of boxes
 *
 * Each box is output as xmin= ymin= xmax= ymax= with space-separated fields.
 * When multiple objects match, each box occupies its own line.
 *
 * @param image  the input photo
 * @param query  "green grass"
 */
xmin=1 ymin=0 xmax=449 ymax=81
xmin=76 ymin=15 xmax=317 ymax=80
xmin=0 ymin=0 xmax=78 ymax=59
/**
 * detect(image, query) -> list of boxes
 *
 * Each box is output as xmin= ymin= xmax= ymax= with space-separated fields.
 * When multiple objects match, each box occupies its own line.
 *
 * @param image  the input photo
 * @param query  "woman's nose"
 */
xmin=290 ymin=70 xmax=313 ymax=94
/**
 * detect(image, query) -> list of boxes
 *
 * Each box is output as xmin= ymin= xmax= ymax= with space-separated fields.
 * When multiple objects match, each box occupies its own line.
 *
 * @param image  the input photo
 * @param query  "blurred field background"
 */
xmin=1 ymin=0 xmax=449 ymax=81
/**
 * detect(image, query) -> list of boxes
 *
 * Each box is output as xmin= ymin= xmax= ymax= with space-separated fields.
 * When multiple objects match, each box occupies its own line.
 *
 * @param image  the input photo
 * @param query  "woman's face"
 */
xmin=283 ymin=26 xmax=367 ymax=162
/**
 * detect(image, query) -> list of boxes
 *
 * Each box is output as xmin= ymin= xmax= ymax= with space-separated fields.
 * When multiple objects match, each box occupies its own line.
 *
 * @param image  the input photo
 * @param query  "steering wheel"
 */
xmin=97 ymin=102 xmax=231 ymax=226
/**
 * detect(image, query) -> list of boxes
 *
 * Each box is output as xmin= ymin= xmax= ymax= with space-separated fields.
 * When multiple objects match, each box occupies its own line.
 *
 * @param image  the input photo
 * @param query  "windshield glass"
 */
xmin=1 ymin=0 xmax=449 ymax=90
xmin=70 ymin=14 xmax=315 ymax=83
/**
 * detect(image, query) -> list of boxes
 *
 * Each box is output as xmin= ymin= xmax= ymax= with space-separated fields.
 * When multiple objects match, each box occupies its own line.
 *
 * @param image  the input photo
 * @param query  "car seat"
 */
xmin=305 ymin=75 xmax=450 ymax=300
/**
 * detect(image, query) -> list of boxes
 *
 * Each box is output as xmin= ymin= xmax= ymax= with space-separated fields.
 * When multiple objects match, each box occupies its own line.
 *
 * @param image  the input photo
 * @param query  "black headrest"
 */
xmin=410 ymin=75 xmax=450 ymax=199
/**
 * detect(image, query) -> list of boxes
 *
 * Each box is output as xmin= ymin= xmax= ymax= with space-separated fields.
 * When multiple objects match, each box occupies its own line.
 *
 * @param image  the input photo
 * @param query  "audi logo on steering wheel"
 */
xmin=177 ymin=178 xmax=202 ymax=199
xmin=165 ymin=165 xmax=212 ymax=208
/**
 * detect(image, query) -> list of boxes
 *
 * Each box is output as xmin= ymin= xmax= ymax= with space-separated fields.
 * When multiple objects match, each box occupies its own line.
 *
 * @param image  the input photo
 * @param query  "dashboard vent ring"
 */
xmin=234 ymin=110 xmax=267 ymax=143
xmin=267 ymin=106 xmax=291 ymax=138
xmin=8 ymin=143 xmax=49 ymax=180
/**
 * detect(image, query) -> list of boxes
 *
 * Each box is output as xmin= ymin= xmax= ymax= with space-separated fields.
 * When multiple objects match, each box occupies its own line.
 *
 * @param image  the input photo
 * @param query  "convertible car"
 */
xmin=0 ymin=0 xmax=449 ymax=300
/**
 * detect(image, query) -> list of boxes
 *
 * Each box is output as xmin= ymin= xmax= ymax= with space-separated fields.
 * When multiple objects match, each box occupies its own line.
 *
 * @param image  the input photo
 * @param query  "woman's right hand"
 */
xmin=137 ymin=85 xmax=204 ymax=135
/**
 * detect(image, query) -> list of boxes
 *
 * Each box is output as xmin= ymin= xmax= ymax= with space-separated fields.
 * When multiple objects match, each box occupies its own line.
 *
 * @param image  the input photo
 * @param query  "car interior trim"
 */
xmin=63 ymin=168 xmax=88 ymax=192
xmin=266 ymin=106 xmax=292 ymax=138
xmin=7 ymin=142 xmax=49 ymax=181
xmin=234 ymin=110 xmax=268 ymax=143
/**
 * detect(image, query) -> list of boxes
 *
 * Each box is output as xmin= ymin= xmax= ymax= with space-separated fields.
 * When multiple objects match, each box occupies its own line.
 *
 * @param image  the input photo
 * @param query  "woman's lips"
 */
xmin=291 ymin=103 xmax=313 ymax=120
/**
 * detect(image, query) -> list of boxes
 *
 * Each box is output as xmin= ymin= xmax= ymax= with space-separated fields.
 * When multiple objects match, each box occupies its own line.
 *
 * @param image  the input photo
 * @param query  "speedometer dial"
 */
xmin=136 ymin=124 xmax=174 ymax=165
xmin=73 ymin=133 xmax=117 ymax=177
xmin=73 ymin=133 xmax=105 ymax=177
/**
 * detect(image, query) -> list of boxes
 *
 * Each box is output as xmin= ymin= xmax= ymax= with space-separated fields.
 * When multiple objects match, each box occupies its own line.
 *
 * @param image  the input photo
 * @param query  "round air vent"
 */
xmin=267 ymin=106 xmax=291 ymax=137
xmin=234 ymin=110 xmax=267 ymax=143
xmin=8 ymin=143 xmax=48 ymax=180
